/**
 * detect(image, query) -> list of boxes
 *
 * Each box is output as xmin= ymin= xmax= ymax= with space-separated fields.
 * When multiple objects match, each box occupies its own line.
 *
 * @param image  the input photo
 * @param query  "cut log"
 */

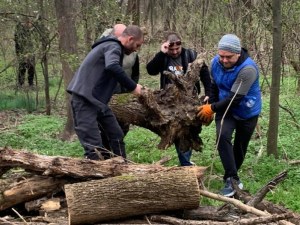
xmin=65 ymin=170 xmax=201 ymax=225
xmin=0 ymin=174 xmax=66 ymax=211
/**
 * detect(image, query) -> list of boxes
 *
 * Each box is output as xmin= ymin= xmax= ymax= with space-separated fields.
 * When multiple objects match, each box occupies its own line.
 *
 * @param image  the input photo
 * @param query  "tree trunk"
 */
xmin=267 ymin=0 xmax=282 ymax=157
xmin=127 ymin=0 xmax=140 ymax=25
xmin=65 ymin=170 xmax=200 ymax=225
xmin=54 ymin=0 xmax=78 ymax=140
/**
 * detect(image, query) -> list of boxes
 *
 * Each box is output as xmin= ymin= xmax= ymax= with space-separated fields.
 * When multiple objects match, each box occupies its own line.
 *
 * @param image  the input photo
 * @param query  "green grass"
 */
xmin=0 ymin=114 xmax=82 ymax=157
xmin=0 ymin=91 xmax=37 ymax=111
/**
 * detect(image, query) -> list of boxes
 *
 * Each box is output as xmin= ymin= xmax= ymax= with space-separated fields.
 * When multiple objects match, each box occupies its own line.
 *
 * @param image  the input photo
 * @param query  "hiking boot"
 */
xmin=220 ymin=177 xmax=243 ymax=197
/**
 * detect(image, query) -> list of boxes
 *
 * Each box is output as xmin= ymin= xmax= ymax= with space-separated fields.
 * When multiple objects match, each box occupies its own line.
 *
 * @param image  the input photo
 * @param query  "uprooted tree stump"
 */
xmin=109 ymin=54 xmax=207 ymax=152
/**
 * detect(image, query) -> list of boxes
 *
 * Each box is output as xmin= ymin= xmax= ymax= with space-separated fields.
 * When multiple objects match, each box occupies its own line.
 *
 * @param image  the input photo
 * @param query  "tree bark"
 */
xmin=267 ymin=0 xmax=282 ymax=157
xmin=0 ymin=147 xmax=206 ymax=212
xmin=54 ymin=0 xmax=78 ymax=140
xmin=0 ymin=174 xmax=66 ymax=211
xmin=0 ymin=147 xmax=206 ymax=180
xmin=65 ymin=170 xmax=200 ymax=225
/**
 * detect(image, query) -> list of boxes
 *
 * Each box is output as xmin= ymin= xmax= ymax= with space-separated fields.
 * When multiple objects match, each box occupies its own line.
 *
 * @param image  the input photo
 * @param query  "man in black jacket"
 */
xmin=14 ymin=18 xmax=36 ymax=87
xmin=146 ymin=32 xmax=211 ymax=166
xmin=67 ymin=25 xmax=144 ymax=160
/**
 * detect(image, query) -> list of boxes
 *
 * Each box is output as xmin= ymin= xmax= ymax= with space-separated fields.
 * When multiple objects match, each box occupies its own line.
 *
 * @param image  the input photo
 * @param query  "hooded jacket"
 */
xmin=67 ymin=37 xmax=137 ymax=105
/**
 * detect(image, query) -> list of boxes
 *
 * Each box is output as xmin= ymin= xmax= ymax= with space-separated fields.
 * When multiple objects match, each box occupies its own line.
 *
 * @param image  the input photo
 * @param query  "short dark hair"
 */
xmin=165 ymin=32 xmax=181 ymax=42
xmin=122 ymin=25 xmax=144 ymax=40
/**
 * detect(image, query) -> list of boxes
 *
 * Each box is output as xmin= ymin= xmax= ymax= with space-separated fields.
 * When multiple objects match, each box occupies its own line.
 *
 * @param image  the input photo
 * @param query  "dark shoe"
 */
xmin=220 ymin=178 xmax=243 ymax=197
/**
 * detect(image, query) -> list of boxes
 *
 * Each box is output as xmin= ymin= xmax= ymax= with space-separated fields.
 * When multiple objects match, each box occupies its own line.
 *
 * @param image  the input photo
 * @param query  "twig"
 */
xmin=279 ymin=102 xmax=300 ymax=130
xmin=0 ymin=59 xmax=15 ymax=74
xmin=208 ymin=81 xmax=243 ymax=189
xmin=154 ymin=156 xmax=172 ymax=165
xmin=150 ymin=213 xmax=294 ymax=225
xmin=12 ymin=208 xmax=29 ymax=225
xmin=247 ymin=170 xmax=287 ymax=207
xmin=288 ymin=160 xmax=300 ymax=165
xmin=144 ymin=215 xmax=152 ymax=224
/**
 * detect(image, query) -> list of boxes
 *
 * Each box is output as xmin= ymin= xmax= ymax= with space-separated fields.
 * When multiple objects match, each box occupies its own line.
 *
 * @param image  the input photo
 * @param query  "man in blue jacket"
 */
xmin=146 ymin=32 xmax=211 ymax=166
xmin=67 ymin=25 xmax=144 ymax=160
xmin=197 ymin=34 xmax=261 ymax=196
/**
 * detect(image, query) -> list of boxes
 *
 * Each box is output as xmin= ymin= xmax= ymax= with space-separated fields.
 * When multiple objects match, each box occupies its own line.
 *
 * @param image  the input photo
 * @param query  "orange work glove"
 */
xmin=197 ymin=104 xmax=215 ymax=124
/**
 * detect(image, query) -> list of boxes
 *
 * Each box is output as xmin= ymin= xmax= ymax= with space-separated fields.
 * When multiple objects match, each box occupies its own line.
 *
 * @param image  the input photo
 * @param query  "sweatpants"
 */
xmin=71 ymin=94 xmax=126 ymax=160
xmin=215 ymin=114 xmax=258 ymax=181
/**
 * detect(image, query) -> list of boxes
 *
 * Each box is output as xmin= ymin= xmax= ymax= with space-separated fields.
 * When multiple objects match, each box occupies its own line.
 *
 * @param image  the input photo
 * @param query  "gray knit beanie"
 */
xmin=218 ymin=34 xmax=241 ymax=54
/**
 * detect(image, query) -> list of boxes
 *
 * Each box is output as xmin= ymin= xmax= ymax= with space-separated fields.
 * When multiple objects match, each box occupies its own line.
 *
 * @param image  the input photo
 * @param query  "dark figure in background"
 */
xmin=14 ymin=18 xmax=36 ymax=87
xmin=146 ymin=32 xmax=211 ymax=166
xmin=67 ymin=25 xmax=144 ymax=161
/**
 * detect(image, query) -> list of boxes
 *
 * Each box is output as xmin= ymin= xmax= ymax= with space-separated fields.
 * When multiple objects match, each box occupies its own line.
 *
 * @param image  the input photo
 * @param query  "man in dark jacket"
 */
xmin=67 ymin=25 xmax=144 ymax=160
xmin=197 ymin=34 xmax=261 ymax=197
xmin=98 ymin=24 xmax=141 ymax=158
xmin=146 ymin=32 xmax=211 ymax=166
xmin=14 ymin=18 xmax=36 ymax=87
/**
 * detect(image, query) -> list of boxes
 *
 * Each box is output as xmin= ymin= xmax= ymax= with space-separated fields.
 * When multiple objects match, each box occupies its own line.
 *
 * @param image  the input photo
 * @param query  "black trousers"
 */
xmin=18 ymin=57 xmax=35 ymax=86
xmin=71 ymin=94 xmax=126 ymax=160
xmin=100 ymin=120 xmax=130 ymax=157
xmin=215 ymin=114 xmax=258 ymax=181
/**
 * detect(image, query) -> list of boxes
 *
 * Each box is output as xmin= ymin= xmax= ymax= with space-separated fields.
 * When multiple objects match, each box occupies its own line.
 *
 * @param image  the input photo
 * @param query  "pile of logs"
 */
xmin=0 ymin=147 xmax=299 ymax=225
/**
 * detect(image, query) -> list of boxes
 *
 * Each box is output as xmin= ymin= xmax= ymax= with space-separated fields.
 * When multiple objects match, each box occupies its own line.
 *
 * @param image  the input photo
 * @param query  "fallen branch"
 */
xmin=150 ymin=213 xmax=294 ymax=225
xmin=0 ymin=147 xmax=206 ymax=180
xmin=247 ymin=170 xmax=287 ymax=207
xmin=288 ymin=160 xmax=300 ymax=165
xmin=199 ymin=189 xmax=269 ymax=217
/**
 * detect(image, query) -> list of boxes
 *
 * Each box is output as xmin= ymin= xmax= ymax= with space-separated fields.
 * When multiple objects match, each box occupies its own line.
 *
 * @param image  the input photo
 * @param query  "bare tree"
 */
xmin=127 ymin=0 xmax=140 ymax=25
xmin=81 ymin=0 xmax=94 ymax=52
xmin=54 ymin=0 xmax=78 ymax=140
xmin=267 ymin=0 xmax=282 ymax=157
xmin=36 ymin=0 xmax=51 ymax=115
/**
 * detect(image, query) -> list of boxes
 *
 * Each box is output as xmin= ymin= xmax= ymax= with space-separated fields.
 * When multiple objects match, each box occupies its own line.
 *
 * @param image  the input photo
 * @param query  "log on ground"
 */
xmin=0 ymin=147 xmax=206 ymax=180
xmin=0 ymin=174 xmax=66 ymax=211
xmin=65 ymin=169 xmax=201 ymax=225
